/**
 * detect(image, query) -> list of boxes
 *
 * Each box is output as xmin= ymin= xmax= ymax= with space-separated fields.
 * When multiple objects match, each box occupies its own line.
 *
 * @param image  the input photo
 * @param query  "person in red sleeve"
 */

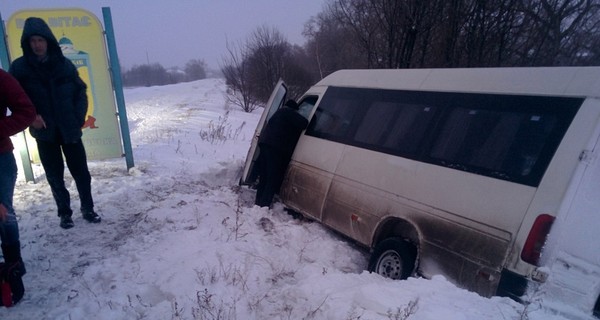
xmin=0 ymin=68 xmax=36 ymax=305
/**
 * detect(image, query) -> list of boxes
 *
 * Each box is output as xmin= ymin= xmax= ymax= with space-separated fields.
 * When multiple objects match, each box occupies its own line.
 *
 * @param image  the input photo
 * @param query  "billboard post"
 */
xmin=0 ymin=11 xmax=10 ymax=69
xmin=102 ymin=7 xmax=133 ymax=169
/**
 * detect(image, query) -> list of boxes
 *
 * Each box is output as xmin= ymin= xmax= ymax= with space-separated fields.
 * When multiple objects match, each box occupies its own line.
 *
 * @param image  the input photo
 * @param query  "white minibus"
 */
xmin=241 ymin=67 xmax=600 ymax=314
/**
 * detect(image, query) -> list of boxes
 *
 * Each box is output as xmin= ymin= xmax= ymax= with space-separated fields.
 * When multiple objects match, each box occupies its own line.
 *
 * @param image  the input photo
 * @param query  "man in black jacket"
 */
xmin=255 ymin=99 xmax=308 ymax=207
xmin=10 ymin=17 xmax=101 ymax=229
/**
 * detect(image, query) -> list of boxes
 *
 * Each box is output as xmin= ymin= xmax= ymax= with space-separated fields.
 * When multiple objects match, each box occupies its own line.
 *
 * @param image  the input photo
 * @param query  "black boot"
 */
xmin=60 ymin=215 xmax=75 ymax=229
xmin=82 ymin=210 xmax=101 ymax=223
xmin=1 ymin=242 xmax=25 ymax=277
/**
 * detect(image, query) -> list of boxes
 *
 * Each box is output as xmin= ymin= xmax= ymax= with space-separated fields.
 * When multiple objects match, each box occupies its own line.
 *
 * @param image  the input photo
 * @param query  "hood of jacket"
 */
xmin=20 ymin=17 xmax=63 ymax=60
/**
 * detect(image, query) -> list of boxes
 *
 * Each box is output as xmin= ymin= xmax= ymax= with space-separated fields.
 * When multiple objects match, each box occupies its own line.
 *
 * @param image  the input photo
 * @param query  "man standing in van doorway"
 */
xmin=255 ymin=99 xmax=308 ymax=207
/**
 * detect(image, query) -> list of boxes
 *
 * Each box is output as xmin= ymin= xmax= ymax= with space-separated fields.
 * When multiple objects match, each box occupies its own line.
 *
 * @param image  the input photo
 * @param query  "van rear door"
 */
xmin=240 ymin=80 xmax=287 ymax=185
xmin=538 ymin=107 xmax=600 ymax=317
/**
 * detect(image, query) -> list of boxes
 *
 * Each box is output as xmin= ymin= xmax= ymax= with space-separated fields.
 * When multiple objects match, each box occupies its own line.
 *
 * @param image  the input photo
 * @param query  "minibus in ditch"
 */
xmin=241 ymin=67 xmax=600 ymax=311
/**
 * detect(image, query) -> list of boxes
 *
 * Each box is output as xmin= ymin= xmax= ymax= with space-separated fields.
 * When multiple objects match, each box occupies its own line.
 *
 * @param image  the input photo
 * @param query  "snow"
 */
xmin=0 ymin=78 xmax=588 ymax=319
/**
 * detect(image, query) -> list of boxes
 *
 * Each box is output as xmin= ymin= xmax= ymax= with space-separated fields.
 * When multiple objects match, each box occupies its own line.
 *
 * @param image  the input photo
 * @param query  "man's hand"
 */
xmin=31 ymin=114 xmax=46 ymax=129
xmin=0 ymin=203 xmax=7 ymax=222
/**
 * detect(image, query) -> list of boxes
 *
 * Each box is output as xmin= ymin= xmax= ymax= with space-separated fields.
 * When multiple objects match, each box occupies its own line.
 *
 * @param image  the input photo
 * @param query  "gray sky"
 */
xmin=1 ymin=1 xmax=326 ymax=70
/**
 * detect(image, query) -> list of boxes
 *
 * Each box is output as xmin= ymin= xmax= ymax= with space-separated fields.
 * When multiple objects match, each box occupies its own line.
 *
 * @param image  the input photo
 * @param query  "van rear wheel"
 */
xmin=368 ymin=238 xmax=417 ymax=280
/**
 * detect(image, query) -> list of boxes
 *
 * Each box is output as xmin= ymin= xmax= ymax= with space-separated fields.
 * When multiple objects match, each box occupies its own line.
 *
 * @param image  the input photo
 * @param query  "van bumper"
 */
xmin=496 ymin=269 xmax=528 ymax=302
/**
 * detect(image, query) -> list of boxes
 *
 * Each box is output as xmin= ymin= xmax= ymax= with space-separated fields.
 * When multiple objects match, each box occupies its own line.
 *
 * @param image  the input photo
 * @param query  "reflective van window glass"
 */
xmin=429 ymin=108 xmax=558 ymax=181
xmin=309 ymin=95 xmax=362 ymax=140
xmin=354 ymin=101 xmax=397 ymax=145
xmin=306 ymin=86 xmax=582 ymax=186
xmin=298 ymin=96 xmax=318 ymax=119
xmin=383 ymin=104 xmax=436 ymax=155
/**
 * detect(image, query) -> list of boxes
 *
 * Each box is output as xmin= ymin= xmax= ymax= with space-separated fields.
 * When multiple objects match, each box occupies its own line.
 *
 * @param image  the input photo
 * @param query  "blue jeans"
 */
xmin=0 ymin=152 xmax=20 ymax=246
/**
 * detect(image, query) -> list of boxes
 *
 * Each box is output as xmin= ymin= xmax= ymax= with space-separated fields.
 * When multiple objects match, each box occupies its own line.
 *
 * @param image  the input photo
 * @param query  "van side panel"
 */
xmin=282 ymin=163 xmax=331 ymax=221
xmin=281 ymin=136 xmax=345 ymax=221
xmin=330 ymin=145 xmax=535 ymax=234
xmin=321 ymin=170 xmax=512 ymax=296
xmin=319 ymin=145 xmax=526 ymax=295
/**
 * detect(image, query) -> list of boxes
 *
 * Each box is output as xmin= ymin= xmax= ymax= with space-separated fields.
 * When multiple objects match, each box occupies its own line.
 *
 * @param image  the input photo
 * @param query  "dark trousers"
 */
xmin=255 ymin=145 xmax=288 ymax=207
xmin=36 ymin=139 xmax=94 ymax=217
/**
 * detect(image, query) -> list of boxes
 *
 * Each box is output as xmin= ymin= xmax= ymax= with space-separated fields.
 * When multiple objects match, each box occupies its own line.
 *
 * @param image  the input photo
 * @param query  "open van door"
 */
xmin=537 ymin=114 xmax=600 ymax=318
xmin=240 ymin=80 xmax=287 ymax=185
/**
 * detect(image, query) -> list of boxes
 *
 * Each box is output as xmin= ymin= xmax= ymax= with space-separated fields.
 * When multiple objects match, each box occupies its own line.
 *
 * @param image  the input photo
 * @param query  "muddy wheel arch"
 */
xmin=372 ymin=217 xmax=420 ymax=249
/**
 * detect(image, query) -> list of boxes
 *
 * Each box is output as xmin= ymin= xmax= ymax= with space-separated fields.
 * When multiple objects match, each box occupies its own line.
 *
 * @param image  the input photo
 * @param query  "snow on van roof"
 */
xmin=315 ymin=67 xmax=600 ymax=98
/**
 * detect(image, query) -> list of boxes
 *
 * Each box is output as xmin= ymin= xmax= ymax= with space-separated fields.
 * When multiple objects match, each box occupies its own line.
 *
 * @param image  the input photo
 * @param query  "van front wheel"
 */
xmin=368 ymin=238 xmax=416 ymax=280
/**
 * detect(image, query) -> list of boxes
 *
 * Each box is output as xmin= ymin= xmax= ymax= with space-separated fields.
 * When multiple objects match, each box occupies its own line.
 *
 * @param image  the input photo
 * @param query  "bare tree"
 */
xmin=303 ymin=10 xmax=366 ymax=78
xmin=185 ymin=59 xmax=207 ymax=81
xmin=221 ymin=40 xmax=260 ymax=113
xmin=282 ymin=44 xmax=315 ymax=100
xmin=515 ymin=0 xmax=600 ymax=66
xmin=330 ymin=0 xmax=382 ymax=68
xmin=122 ymin=63 xmax=171 ymax=87
xmin=448 ymin=0 xmax=523 ymax=67
xmin=245 ymin=26 xmax=290 ymax=102
xmin=221 ymin=26 xmax=317 ymax=111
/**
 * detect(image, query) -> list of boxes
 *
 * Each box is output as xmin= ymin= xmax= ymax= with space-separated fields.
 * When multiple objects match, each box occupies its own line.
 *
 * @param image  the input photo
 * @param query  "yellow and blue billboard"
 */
xmin=6 ymin=8 xmax=123 ymax=161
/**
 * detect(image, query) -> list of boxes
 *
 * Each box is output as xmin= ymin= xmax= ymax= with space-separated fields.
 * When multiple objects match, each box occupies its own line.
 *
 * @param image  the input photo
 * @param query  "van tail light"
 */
xmin=521 ymin=214 xmax=555 ymax=266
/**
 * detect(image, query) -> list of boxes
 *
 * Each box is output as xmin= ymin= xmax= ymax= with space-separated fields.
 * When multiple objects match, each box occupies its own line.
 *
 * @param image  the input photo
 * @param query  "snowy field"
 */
xmin=1 ymin=78 xmax=583 ymax=319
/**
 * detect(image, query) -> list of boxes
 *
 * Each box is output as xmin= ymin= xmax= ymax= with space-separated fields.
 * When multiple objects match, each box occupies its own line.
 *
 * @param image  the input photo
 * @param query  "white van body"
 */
xmin=242 ymin=67 xmax=600 ymax=311
xmin=536 ymin=116 xmax=600 ymax=318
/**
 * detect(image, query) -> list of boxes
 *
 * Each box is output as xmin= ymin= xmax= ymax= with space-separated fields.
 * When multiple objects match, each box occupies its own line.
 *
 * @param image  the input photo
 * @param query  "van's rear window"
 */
xmin=306 ymin=86 xmax=583 ymax=187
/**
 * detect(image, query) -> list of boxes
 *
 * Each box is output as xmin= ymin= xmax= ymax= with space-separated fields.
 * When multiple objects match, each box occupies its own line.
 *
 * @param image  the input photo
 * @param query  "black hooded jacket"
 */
xmin=258 ymin=106 xmax=308 ymax=159
xmin=9 ymin=17 xmax=88 ymax=143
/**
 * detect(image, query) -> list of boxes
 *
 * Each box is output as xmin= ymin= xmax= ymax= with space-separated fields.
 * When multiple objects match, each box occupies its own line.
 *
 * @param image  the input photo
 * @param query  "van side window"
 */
xmin=354 ymin=102 xmax=398 ymax=146
xmin=298 ymin=96 xmax=318 ymax=119
xmin=382 ymin=104 xmax=436 ymax=155
xmin=306 ymin=86 xmax=582 ymax=186
xmin=309 ymin=95 xmax=362 ymax=140
xmin=429 ymin=108 xmax=558 ymax=181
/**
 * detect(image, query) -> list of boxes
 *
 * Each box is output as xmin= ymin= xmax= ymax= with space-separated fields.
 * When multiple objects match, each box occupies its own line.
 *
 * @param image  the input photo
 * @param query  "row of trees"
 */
xmin=221 ymin=26 xmax=315 ymax=112
xmin=122 ymin=59 xmax=208 ymax=87
xmin=222 ymin=0 xmax=600 ymax=112
xmin=307 ymin=0 xmax=600 ymax=71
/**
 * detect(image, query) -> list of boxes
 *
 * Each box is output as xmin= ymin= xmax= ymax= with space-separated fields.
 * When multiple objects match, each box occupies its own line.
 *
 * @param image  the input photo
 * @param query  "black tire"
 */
xmin=368 ymin=237 xmax=417 ymax=280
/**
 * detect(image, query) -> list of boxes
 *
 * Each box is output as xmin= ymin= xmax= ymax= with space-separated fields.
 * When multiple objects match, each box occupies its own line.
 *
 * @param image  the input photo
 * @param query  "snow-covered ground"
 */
xmin=1 ymin=78 xmax=586 ymax=319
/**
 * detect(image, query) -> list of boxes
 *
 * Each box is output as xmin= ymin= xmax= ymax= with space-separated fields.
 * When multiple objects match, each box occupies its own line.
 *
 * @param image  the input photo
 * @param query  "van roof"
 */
xmin=315 ymin=67 xmax=600 ymax=98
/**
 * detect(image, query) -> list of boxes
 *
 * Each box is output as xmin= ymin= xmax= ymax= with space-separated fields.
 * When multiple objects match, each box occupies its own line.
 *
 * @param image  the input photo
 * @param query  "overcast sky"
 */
xmin=1 ymin=1 xmax=327 ymax=70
